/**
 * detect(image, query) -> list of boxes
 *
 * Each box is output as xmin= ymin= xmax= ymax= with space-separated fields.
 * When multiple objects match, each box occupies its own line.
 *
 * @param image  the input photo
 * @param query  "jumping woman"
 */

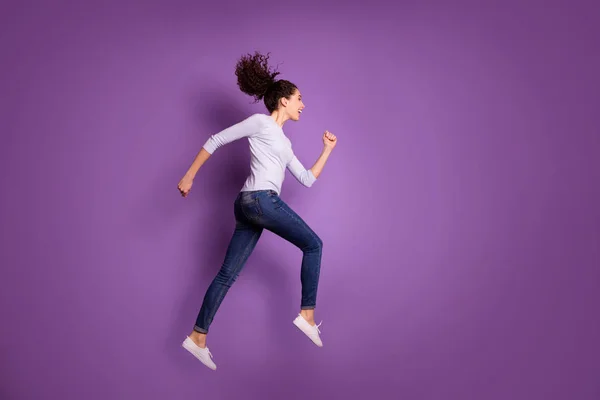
xmin=177 ymin=51 xmax=337 ymax=370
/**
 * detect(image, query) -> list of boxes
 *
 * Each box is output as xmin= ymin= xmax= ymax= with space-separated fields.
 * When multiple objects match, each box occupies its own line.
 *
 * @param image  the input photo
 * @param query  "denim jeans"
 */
xmin=193 ymin=190 xmax=323 ymax=334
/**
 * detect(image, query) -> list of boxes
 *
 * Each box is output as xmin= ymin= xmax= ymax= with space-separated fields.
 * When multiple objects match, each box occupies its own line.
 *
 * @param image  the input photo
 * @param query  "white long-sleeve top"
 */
xmin=202 ymin=113 xmax=317 ymax=194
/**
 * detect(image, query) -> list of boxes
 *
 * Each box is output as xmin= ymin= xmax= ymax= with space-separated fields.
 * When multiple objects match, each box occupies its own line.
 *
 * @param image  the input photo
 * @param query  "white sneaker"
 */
xmin=293 ymin=314 xmax=323 ymax=347
xmin=182 ymin=337 xmax=217 ymax=370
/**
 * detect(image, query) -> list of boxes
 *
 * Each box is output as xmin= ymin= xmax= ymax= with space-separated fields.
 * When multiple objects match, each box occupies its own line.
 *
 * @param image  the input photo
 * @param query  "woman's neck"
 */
xmin=270 ymin=110 xmax=288 ymax=127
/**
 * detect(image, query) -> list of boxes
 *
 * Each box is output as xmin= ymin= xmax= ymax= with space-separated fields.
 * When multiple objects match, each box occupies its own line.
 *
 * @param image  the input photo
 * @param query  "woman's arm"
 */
xmin=310 ymin=130 xmax=337 ymax=178
xmin=202 ymin=113 xmax=262 ymax=154
xmin=183 ymin=147 xmax=211 ymax=180
xmin=287 ymin=130 xmax=337 ymax=187
xmin=287 ymin=155 xmax=317 ymax=187
xmin=308 ymin=146 xmax=333 ymax=179
xmin=178 ymin=114 xmax=261 ymax=197
xmin=178 ymin=148 xmax=210 ymax=197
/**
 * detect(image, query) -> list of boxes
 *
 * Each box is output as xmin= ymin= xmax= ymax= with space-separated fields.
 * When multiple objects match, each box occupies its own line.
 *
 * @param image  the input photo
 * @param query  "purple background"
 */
xmin=1 ymin=1 xmax=599 ymax=399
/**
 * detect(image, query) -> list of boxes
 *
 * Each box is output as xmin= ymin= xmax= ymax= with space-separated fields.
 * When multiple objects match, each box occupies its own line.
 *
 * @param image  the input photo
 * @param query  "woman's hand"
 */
xmin=178 ymin=174 xmax=194 ymax=197
xmin=323 ymin=130 xmax=337 ymax=150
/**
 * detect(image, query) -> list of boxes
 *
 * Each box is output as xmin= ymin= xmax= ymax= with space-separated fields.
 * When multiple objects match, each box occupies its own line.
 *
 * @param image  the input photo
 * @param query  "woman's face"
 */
xmin=284 ymin=89 xmax=305 ymax=121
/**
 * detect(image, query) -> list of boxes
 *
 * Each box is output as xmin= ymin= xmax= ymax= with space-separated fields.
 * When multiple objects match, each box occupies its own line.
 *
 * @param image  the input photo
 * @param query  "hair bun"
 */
xmin=235 ymin=52 xmax=280 ymax=101
xmin=234 ymin=51 xmax=297 ymax=114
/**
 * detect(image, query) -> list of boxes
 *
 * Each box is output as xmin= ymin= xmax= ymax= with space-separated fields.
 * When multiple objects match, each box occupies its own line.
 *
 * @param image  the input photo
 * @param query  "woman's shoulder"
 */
xmin=248 ymin=112 xmax=270 ymax=121
xmin=240 ymin=112 xmax=266 ymax=126
xmin=245 ymin=113 xmax=274 ymax=133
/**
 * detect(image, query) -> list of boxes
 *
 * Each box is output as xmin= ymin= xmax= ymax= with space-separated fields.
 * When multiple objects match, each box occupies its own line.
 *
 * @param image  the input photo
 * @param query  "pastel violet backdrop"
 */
xmin=1 ymin=1 xmax=598 ymax=399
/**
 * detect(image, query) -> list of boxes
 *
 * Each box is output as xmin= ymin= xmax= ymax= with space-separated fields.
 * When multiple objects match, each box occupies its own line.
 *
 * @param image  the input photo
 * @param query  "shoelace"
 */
xmin=313 ymin=321 xmax=323 ymax=334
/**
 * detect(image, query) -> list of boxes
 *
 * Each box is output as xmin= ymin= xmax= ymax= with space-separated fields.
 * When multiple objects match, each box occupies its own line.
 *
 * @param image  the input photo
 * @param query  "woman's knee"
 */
xmin=304 ymin=234 xmax=323 ymax=253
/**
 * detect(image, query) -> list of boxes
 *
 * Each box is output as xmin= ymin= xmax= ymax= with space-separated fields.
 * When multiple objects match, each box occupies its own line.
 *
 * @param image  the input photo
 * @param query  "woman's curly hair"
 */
xmin=235 ymin=51 xmax=297 ymax=113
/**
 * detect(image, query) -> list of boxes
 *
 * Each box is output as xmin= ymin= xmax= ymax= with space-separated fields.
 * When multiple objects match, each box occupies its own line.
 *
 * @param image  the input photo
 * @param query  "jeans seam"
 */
xmin=203 ymin=228 xmax=261 ymax=330
xmin=277 ymin=203 xmax=321 ymax=248
xmin=276 ymin=203 xmax=322 ymax=310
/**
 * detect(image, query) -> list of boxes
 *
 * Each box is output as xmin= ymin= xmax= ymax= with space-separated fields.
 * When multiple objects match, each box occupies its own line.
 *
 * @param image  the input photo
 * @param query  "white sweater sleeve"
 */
xmin=287 ymin=155 xmax=317 ymax=187
xmin=202 ymin=114 xmax=262 ymax=154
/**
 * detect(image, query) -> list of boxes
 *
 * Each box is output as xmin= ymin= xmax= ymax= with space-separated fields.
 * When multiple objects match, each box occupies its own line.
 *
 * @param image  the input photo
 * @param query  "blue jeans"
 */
xmin=193 ymin=190 xmax=323 ymax=334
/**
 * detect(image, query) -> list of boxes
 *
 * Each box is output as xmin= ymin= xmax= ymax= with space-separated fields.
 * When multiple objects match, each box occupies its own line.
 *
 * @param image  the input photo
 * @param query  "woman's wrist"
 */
xmin=185 ymin=170 xmax=197 ymax=180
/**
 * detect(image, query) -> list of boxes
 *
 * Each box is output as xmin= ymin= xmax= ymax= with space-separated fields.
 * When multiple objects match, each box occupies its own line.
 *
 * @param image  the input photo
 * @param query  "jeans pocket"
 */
xmin=268 ymin=192 xmax=282 ymax=209
xmin=240 ymin=195 xmax=262 ymax=219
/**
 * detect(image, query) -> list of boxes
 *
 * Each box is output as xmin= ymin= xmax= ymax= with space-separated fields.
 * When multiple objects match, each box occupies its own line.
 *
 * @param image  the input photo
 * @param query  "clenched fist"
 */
xmin=178 ymin=175 xmax=193 ymax=197
xmin=323 ymin=130 xmax=337 ymax=150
